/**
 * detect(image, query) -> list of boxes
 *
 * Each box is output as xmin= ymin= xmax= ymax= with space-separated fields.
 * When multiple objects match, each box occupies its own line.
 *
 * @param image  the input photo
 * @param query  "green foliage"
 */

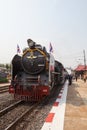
xmin=0 ymin=64 xmax=5 ymax=67
xmin=0 ymin=77 xmax=8 ymax=83
xmin=6 ymin=64 xmax=9 ymax=70
xmin=0 ymin=63 xmax=11 ymax=69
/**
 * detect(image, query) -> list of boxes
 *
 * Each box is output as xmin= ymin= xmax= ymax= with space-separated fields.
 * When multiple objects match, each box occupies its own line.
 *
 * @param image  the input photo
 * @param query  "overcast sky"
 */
xmin=0 ymin=0 xmax=87 ymax=68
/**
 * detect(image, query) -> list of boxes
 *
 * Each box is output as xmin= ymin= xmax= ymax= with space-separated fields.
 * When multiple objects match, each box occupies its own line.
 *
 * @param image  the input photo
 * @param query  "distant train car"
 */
xmin=9 ymin=39 xmax=66 ymax=101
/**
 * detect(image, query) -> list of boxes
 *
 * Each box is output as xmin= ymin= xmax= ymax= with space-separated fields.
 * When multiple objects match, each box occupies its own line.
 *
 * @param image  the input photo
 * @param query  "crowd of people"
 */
xmin=75 ymin=73 xmax=87 ymax=83
xmin=66 ymin=72 xmax=87 ymax=86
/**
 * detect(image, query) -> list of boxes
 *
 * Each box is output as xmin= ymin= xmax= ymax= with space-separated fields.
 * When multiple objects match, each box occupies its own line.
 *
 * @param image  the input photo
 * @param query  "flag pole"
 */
xmin=17 ymin=44 xmax=21 ymax=54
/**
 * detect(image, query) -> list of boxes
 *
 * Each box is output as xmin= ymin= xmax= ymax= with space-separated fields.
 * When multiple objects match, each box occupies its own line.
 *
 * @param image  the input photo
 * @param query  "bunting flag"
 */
xmin=17 ymin=44 xmax=21 ymax=53
xmin=49 ymin=43 xmax=53 ymax=53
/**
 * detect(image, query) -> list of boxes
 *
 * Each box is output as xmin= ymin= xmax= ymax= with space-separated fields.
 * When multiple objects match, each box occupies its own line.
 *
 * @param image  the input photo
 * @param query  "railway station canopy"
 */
xmin=75 ymin=65 xmax=87 ymax=71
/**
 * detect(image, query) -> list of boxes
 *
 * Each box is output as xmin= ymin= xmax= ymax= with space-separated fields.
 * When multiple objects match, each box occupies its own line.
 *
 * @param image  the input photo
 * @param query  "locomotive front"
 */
xmin=22 ymin=39 xmax=46 ymax=74
xmin=9 ymin=39 xmax=50 ymax=101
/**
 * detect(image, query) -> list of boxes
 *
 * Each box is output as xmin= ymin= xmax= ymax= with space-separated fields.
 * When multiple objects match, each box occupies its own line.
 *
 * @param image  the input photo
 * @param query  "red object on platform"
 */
xmin=53 ymin=102 xmax=59 ymax=106
xmin=45 ymin=113 xmax=55 ymax=122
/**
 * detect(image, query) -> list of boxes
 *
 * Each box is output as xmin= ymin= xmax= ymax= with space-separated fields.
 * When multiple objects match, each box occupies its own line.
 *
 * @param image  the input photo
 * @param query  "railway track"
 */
xmin=5 ymin=103 xmax=38 ymax=130
xmin=0 ymin=100 xmax=22 ymax=117
xmin=0 ymin=96 xmax=48 ymax=130
xmin=0 ymin=84 xmax=63 ymax=130
xmin=0 ymin=85 xmax=9 ymax=93
xmin=12 ymin=86 xmax=62 ymax=130
xmin=0 ymin=99 xmax=39 ymax=130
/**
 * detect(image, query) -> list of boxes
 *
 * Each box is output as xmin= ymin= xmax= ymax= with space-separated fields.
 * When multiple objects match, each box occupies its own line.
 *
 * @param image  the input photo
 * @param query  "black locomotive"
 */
xmin=9 ymin=39 xmax=66 ymax=101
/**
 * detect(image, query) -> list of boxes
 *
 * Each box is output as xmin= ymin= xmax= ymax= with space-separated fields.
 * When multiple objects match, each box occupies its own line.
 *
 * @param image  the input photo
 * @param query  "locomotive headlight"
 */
xmin=27 ymin=39 xmax=35 ymax=49
xmin=28 ymin=42 xmax=35 ymax=49
xmin=29 ymin=41 xmax=34 ymax=47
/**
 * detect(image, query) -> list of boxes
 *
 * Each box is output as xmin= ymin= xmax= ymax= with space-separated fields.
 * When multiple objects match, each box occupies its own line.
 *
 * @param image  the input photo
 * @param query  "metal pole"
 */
xmin=83 ymin=49 xmax=86 ymax=72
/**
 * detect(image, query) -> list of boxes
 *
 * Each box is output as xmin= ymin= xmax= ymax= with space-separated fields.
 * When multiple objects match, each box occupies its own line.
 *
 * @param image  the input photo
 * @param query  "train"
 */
xmin=9 ymin=39 xmax=67 ymax=101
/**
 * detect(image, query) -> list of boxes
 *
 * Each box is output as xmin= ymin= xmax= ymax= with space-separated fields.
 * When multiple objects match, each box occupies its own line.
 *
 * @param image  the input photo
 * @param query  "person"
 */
xmin=83 ymin=74 xmax=86 ymax=82
xmin=75 ymin=74 xmax=78 ymax=81
xmin=68 ymin=74 xmax=72 ymax=85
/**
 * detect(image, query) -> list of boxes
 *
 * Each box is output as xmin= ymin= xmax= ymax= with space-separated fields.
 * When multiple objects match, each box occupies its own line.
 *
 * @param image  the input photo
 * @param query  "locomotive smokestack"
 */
xmin=27 ymin=39 xmax=36 ymax=49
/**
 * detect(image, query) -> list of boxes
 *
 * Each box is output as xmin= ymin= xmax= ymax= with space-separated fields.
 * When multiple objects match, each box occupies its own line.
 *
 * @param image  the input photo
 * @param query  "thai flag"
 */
xmin=17 ymin=44 xmax=21 ymax=53
xmin=49 ymin=43 xmax=53 ymax=53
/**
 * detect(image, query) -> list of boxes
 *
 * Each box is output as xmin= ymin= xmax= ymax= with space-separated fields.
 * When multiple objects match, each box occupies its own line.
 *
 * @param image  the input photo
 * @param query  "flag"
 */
xmin=49 ymin=43 xmax=53 ymax=53
xmin=17 ymin=44 xmax=21 ymax=53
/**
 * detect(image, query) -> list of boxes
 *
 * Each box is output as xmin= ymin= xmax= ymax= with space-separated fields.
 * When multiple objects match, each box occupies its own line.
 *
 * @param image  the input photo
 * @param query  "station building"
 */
xmin=75 ymin=65 xmax=87 ymax=79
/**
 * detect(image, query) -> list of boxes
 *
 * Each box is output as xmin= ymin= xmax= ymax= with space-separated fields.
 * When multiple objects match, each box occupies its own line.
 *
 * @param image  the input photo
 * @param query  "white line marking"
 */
xmin=41 ymin=81 xmax=68 ymax=130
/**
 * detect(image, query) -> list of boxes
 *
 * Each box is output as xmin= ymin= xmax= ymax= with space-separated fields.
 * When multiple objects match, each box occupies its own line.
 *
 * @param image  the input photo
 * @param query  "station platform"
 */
xmin=64 ymin=79 xmax=87 ymax=130
xmin=41 ymin=79 xmax=87 ymax=130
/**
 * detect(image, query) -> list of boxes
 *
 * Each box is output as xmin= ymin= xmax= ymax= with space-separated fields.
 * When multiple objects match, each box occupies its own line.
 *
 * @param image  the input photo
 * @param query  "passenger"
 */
xmin=83 ymin=74 xmax=86 ymax=82
xmin=68 ymin=74 xmax=72 ymax=85
xmin=75 ymin=74 xmax=78 ymax=82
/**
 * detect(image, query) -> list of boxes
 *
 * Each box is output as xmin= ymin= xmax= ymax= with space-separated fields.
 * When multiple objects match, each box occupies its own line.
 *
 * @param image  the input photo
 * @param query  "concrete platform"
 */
xmin=64 ymin=79 xmax=87 ymax=130
xmin=0 ymin=83 xmax=10 ymax=87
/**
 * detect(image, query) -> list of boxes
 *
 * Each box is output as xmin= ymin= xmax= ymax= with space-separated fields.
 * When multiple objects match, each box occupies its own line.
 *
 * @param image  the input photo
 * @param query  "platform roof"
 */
xmin=75 ymin=65 xmax=87 ymax=71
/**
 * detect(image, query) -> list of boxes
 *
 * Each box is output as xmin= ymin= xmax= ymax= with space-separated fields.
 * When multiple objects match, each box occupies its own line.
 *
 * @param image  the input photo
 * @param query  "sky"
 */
xmin=0 ymin=0 xmax=87 ymax=69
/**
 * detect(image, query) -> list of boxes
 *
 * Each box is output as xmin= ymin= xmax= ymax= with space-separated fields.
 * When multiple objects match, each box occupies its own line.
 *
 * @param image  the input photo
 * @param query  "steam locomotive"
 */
xmin=9 ymin=39 xmax=66 ymax=101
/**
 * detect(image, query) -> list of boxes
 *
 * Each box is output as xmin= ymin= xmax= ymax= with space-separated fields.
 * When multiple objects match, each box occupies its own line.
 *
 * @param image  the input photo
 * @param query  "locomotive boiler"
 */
xmin=9 ymin=39 xmax=65 ymax=101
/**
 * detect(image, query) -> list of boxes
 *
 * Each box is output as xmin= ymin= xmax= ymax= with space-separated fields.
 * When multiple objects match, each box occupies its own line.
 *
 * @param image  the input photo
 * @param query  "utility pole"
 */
xmin=83 ymin=49 xmax=86 ymax=72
